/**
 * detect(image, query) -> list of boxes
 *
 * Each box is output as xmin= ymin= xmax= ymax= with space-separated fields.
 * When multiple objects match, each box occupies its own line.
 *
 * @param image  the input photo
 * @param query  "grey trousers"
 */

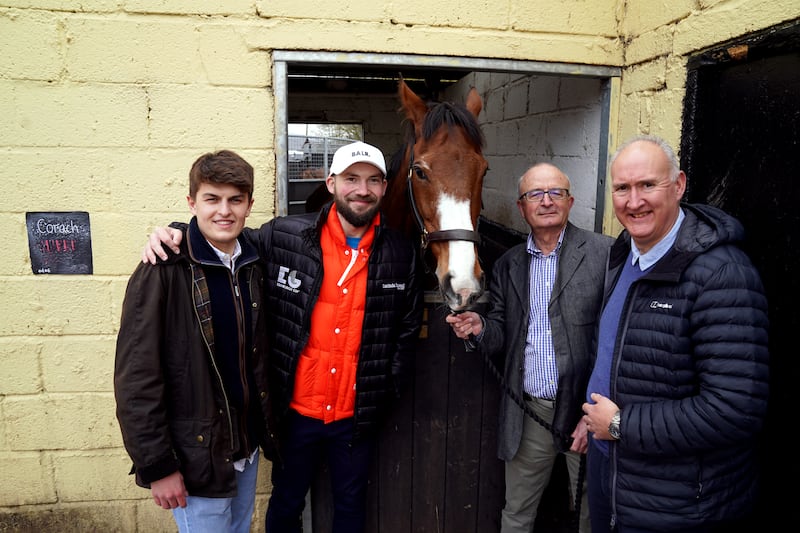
xmin=500 ymin=396 xmax=590 ymax=533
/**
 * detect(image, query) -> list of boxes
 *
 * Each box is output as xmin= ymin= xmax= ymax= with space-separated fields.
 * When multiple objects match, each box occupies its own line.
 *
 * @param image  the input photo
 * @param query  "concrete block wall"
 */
xmin=461 ymin=72 xmax=604 ymax=234
xmin=1 ymin=0 xmax=797 ymax=530
xmin=1 ymin=3 xmax=277 ymax=531
xmin=609 ymin=0 xmax=799 ymax=233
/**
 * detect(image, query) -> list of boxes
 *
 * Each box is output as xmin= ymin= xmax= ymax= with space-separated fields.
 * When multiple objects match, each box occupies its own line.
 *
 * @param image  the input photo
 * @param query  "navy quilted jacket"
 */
xmin=604 ymin=203 xmax=769 ymax=530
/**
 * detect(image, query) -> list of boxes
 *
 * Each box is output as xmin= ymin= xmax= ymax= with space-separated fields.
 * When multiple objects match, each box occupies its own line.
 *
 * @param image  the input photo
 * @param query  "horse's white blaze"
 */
xmin=437 ymin=194 xmax=481 ymax=294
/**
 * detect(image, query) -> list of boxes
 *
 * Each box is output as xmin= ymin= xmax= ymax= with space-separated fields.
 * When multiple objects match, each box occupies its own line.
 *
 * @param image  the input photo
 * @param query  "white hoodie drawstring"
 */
xmin=337 ymin=248 xmax=359 ymax=287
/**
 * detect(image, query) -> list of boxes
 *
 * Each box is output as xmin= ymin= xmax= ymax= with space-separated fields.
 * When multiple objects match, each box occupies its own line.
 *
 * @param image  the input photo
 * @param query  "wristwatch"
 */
xmin=608 ymin=410 xmax=621 ymax=440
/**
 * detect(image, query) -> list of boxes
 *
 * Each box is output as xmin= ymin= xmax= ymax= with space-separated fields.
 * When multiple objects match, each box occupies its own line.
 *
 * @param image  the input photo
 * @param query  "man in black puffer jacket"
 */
xmin=582 ymin=135 xmax=769 ymax=533
xmin=247 ymin=200 xmax=422 ymax=447
xmin=143 ymin=141 xmax=423 ymax=533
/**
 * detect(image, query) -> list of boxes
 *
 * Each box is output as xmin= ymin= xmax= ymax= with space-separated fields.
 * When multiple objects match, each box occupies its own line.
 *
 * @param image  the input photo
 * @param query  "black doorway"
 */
xmin=681 ymin=19 xmax=800 ymax=527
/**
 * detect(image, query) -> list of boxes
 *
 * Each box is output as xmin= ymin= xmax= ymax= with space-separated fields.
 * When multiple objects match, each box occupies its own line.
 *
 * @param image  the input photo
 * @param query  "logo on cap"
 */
xmin=329 ymin=141 xmax=387 ymax=176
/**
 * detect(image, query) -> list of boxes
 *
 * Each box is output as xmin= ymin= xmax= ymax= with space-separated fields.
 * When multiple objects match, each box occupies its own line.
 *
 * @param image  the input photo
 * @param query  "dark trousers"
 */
xmin=587 ymin=439 xmax=613 ymax=532
xmin=265 ymin=410 xmax=374 ymax=533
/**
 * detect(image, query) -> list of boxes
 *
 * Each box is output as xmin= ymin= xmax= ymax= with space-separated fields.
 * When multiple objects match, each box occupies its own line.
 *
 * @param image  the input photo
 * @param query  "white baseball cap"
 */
xmin=328 ymin=141 xmax=387 ymax=177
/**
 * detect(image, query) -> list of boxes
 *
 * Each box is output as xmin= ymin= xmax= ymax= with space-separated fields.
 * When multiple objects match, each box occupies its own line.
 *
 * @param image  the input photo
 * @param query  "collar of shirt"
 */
xmin=526 ymin=226 xmax=566 ymax=257
xmin=208 ymin=239 xmax=242 ymax=272
xmin=631 ymin=207 xmax=685 ymax=270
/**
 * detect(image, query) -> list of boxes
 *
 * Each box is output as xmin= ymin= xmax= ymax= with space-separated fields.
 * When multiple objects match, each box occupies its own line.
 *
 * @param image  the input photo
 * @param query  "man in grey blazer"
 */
xmin=447 ymin=163 xmax=612 ymax=533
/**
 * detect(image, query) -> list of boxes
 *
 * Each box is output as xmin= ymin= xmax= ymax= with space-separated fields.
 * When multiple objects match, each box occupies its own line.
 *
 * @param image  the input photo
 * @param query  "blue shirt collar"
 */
xmin=631 ymin=208 xmax=685 ymax=270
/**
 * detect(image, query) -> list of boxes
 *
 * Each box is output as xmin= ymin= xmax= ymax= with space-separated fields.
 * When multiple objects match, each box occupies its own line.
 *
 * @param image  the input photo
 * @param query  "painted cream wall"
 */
xmin=1 ymin=1 xmax=797 ymax=531
xmin=605 ymin=0 xmax=799 ymax=234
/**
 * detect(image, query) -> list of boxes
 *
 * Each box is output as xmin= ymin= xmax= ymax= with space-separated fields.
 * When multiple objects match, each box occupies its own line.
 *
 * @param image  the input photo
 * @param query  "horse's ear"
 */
xmin=398 ymin=79 xmax=427 ymax=128
xmin=466 ymin=87 xmax=483 ymax=118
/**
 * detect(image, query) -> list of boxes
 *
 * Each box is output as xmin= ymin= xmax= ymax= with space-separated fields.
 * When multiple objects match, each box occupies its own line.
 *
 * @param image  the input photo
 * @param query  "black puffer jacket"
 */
xmin=115 ymin=219 xmax=275 ymax=497
xmin=243 ymin=204 xmax=423 ymax=444
xmin=605 ymin=204 xmax=769 ymax=530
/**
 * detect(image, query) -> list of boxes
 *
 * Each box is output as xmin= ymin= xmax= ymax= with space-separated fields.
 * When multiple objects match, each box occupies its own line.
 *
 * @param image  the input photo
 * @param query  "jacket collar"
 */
xmin=508 ymin=222 xmax=584 ymax=307
xmin=185 ymin=217 xmax=260 ymax=270
xmin=609 ymin=203 xmax=740 ymax=281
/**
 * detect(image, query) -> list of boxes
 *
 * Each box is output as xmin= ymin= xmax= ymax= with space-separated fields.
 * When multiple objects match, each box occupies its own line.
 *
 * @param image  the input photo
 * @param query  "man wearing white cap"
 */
xmin=141 ymin=141 xmax=423 ymax=533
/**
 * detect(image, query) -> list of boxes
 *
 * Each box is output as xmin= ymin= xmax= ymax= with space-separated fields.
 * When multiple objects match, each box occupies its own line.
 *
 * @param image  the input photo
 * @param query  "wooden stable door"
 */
xmin=309 ymin=294 xmax=505 ymax=533
xmin=309 ymin=220 xmax=580 ymax=533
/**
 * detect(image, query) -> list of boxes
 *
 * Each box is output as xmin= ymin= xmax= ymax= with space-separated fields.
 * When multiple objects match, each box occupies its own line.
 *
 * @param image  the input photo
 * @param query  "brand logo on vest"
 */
xmin=649 ymin=300 xmax=673 ymax=309
xmin=277 ymin=266 xmax=301 ymax=293
xmin=382 ymin=282 xmax=405 ymax=291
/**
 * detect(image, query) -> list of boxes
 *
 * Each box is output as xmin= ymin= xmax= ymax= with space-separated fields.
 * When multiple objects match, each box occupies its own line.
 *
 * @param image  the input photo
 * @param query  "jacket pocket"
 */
xmin=171 ymin=418 xmax=213 ymax=489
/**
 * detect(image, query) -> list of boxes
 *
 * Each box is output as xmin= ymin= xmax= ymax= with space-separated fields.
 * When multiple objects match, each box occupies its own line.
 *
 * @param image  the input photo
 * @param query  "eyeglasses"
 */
xmin=518 ymin=188 xmax=570 ymax=203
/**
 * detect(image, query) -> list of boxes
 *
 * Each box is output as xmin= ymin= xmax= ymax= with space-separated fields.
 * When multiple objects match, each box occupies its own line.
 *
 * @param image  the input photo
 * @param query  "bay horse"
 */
xmin=305 ymin=79 xmax=488 ymax=311
xmin=383 ymin=79 xmax=488 ymax=312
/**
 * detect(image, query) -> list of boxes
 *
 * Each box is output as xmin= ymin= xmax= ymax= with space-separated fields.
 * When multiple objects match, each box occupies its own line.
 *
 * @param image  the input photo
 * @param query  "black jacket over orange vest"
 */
xmin=243 ymin=203 xmax=423 ymax=446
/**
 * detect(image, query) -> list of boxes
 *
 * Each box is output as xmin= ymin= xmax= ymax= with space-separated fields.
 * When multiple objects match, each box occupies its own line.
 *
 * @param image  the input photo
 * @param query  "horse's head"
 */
xmin=384 ymin=79 xmax=488 ymax=312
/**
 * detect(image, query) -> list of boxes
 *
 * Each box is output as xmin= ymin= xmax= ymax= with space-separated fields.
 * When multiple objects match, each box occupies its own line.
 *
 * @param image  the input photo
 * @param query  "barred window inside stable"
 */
xmin=287 ymin=123 xmax=363 ymax=214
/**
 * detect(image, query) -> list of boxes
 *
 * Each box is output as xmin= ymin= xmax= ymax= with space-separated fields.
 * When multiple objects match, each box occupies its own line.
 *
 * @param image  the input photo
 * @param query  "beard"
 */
xmin=334 ymin=193 xmax=380 ymax=228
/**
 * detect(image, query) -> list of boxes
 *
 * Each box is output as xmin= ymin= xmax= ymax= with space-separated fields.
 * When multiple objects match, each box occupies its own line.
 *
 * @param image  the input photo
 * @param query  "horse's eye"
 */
xmin=413 ymin=166 xmax=428 ymax=181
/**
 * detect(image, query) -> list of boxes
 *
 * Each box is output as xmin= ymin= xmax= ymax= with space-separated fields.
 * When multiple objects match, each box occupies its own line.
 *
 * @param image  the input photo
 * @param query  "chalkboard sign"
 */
xmin=26 ymin=211 xmax=93 ymax=274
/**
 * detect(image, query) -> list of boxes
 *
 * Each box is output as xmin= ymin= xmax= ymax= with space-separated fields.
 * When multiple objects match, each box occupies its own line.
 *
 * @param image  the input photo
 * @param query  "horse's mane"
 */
xmin=421 ymin=100 xmax=485 ymax=150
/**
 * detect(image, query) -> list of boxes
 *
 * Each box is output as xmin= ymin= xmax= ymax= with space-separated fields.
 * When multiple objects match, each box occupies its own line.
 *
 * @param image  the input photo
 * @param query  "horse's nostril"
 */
xmin=467 ymin=288 xmax=483 ymax=305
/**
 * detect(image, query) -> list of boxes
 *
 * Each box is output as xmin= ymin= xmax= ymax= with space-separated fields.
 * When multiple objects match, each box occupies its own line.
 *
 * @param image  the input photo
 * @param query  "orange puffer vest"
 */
xmin=289 ymin=206 xmax=374 ymax=423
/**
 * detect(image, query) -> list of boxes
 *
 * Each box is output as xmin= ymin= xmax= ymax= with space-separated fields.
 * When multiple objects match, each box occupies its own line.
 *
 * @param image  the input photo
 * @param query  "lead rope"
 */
xmin=465 ymin=329 xmax=585 ymax=533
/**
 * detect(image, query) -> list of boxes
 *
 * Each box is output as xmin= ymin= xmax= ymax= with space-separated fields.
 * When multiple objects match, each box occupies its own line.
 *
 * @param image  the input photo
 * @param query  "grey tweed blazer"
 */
xmin=478 ymin=222 xmax=613 ymax=458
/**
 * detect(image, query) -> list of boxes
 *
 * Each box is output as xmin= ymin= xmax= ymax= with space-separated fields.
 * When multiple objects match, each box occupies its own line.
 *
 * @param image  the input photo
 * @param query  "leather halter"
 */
xmin=405 ymin=146 xmax=482 ymax=252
